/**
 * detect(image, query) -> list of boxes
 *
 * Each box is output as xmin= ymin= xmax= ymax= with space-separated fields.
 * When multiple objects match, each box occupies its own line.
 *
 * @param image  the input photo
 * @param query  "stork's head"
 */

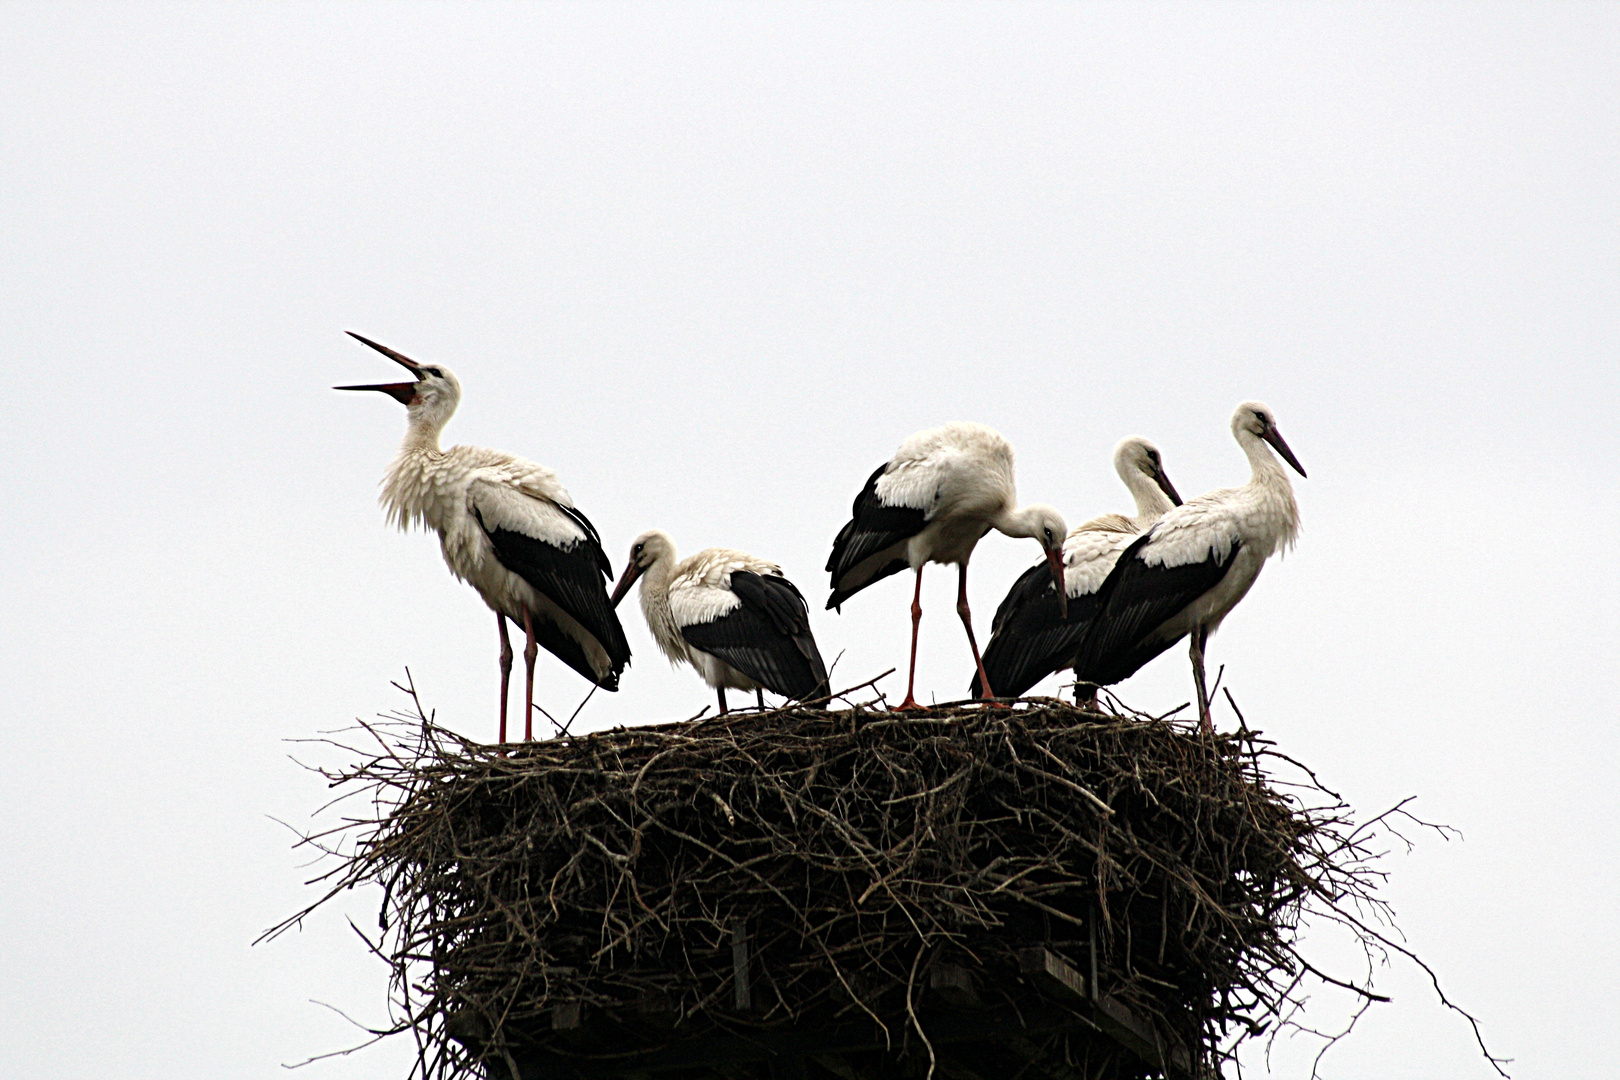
xmin=1232 ymin=401 xmax=1306 ymax=477
xmin=336 ymin=332 xmax=462 ymax=430
xmin=1113 ymin=436 xmax=1182 ymax=507
xmin=610 ymin=529 xmax=677 ymax=607
xmin=1017 ymin=503 xmax=1071 ymax=618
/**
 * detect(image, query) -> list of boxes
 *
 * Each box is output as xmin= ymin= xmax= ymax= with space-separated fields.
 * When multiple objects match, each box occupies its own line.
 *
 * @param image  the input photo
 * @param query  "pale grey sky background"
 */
xmin=2 ymin=3 xmax=1615 ymax=1077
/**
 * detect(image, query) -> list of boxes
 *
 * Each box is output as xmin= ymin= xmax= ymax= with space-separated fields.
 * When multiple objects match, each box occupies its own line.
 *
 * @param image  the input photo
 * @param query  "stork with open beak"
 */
xmin=337 ymin=332 xmax=630 ymax=742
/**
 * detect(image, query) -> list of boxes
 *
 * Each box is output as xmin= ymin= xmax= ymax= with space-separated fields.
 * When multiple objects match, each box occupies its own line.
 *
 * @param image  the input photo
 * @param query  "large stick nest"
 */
xmin=273 ymin=689 xmax=1456 ymax=1080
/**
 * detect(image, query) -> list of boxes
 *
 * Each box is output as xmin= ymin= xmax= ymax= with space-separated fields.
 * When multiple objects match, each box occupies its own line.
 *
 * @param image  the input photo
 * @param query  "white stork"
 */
xmin=1072 ymin=402 xmax=1306 ymax=732
xmin=337 ymin=332 xmax=630 ymax=742
xmin=611 ymin=530 xmax=830 ymax=714
xmin=825 ymin=422 xmax=1069 ymax=709
xmin=972 ymin=436 xmax=1183 ymax=704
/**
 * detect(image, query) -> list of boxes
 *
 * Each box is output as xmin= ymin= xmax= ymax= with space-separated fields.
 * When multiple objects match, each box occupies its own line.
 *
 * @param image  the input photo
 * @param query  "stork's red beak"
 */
xmin=335 ymin=332 xmax=427 ymax=404
xmin=1262 ymin=426 xmax=1307 ymax=478
xmin=609 ymin=561 xmax=645 ymax=608
xmin=1046 ymin=547 xmax=1068 ymax=619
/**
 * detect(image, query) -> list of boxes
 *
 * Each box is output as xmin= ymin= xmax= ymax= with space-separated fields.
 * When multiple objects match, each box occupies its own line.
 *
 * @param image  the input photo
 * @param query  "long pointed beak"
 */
xmin=1263 ymin=426 xmax=1307 ymax=477
xmin=1046 ymin=547 xmax=1068 ymax=619
xmin=346 ymin=331 xmax=424 ymax=376
xmin=1154 ymin=465 xmax=1183 ymax=507
xmin=609 ymin=561 xmax=646 ymax=608
xmin=334 ymin=381 xmax=419 ymax=404
xmin=337 ymin=332 xmax=427 ymax=404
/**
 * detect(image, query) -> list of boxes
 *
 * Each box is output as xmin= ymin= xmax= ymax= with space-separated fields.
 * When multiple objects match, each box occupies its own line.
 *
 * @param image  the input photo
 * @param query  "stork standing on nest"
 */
xmin=612 ymin=531 xmax=829 ymax=714
xmin=972 ymin=436 xmax=1183 ymax=705
xmin=337 ymin=332 xmax=630 ymax=743
xmin=1072 ymin=402 xmax=1306 ymax=733
xmin=825 ymin=422 xmax=1068 ymax=709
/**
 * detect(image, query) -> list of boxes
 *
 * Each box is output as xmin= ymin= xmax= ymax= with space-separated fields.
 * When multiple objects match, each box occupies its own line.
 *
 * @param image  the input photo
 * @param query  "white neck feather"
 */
xmin=1121 ymin=468 xmax=1175 ymax=521
xmin=379 ymin=418 xmax=450 ymax=532
xmin=992 ymin=504 xmax=1041 ymax=540
xmin=1236 ymin=427 xmax=1289 ymax=483
xmin=992 ymin=502 xmax=1066 ymax=547
xmin=1234 ymin=428 xmax=1301 ymax=551
xmin=637 ymin=547 xmax=689 ymax=666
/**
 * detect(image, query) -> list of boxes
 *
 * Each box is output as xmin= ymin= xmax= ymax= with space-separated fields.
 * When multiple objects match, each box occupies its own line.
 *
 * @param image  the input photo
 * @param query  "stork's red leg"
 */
xmin=897 ymin=567 xmax=926 ymax=711
xmin=522 ymin=607 xmax=539 ymax=741
xmin=956 ymin=563 xmax=994 ymax=701
xmin=496 ymin=613 xmax=514 ymax=745
xmin=755 ymin=689 xmax=766 ymax=710
xmin=1190 ymin=625 xmax=1213 ymax=734
xmin=717 ymin=687 xmax=729 ymax=715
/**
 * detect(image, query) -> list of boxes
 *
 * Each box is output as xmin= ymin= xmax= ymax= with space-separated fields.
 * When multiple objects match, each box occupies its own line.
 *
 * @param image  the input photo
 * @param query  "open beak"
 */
xmin=1154 ymin=465 xmax=1183 ymax=507
xmin=1046 ymin=547 xmax=1068 ymax=619
xmin=609 ymin=561 xmax=646 ymax=608
xmin=1262 ymin=425 xmax=1307 ymax=478
xmin=334 ymin=331 xmax=427 ymax=404
xmin=334 ymin=380 xmax=419 ymax=404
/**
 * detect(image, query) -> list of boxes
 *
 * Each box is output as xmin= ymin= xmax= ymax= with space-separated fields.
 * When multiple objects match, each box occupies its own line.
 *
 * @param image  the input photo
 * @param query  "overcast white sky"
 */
xmin=2 ymin=3 xmax=1616 ymax=1077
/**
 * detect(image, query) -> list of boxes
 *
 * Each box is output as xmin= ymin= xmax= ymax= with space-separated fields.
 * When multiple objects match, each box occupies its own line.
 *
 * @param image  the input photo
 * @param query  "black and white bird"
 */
xmin=337 ymin=332 xmax=630 ymax=742
xmin=971 ymin=436 xmax=1183 ymax=704
xmin=825 ymin=422 xmax=1068 ymax=708
xmin=1071 ymin=402 xmax=1306 ymax=732
xmin=611 ymin=530 xmax=829 ymax=713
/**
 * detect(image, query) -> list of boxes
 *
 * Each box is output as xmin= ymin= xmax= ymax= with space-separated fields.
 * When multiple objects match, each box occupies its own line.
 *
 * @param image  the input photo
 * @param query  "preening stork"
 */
xmin=971 ymin=436 xmax=1183 ymax=704
xmin=1071 ymin=402 xmax=1306 ymax=733
xmin=337 ymin=332 xmax=630 ymax=743
xmin=611 ymin=531 xmax=830 ymax=713
xmin=825 ymin=422 xmax=1068 ymax=709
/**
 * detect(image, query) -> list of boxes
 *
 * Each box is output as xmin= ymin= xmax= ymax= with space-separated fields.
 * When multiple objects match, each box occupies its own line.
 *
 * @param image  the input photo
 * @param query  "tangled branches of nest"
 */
xmin=270 ymin=685 xmax=1492 ymax=1080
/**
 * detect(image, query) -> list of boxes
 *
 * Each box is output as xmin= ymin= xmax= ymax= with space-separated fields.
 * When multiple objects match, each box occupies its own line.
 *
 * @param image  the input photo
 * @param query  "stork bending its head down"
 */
xmin=825 ymin=422 xmax=1068 ymax=709
xmin=611 ymin=530 xmax=829 ymax=713
xmin=337 ymin=332 xmax=630 ymax=742
xmin=1073 ymin=402 xmax=1306 ymax=732
xmin=972 ymin=436 xmax=1183 ymax=704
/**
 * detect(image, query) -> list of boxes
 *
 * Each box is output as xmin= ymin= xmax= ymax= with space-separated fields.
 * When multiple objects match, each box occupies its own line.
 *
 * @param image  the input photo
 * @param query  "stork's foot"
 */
xmin=893 ymin=695 xmax=928 ymax=712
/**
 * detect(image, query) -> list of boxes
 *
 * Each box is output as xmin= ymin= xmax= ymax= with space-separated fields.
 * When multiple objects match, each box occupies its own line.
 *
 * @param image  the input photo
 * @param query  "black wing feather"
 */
xmin=554 ymin=501 xmax=613 ymax=577
xmin=482 ymin=520 xmax=632 ymax=689
xmin=681 ymin=571 xmax=830 ymax=706
xmin=1071 ymin=533 xmax=1242 ymax=688
xmin=971 ymin=562 xmax=1106 ymax=699
xmin=826 ymin=462 xmax=929 ymax=609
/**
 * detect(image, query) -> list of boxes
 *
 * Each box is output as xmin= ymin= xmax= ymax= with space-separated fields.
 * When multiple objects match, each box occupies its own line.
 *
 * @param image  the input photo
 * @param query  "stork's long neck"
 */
xmin=1236 ymin=430 xmax=1301 ymax=552
xmin=380 ymin=413 xmax=450 ymax=531
xmin=399 ymin=411 xmax=447 ymax=455
xmin=1122 ymin=469 xmax=1175 ymax=524
xmin=637 ymin=550 xmax=689 ymax=666
xmin=991 ymin=503 xmax=1043 ymax=540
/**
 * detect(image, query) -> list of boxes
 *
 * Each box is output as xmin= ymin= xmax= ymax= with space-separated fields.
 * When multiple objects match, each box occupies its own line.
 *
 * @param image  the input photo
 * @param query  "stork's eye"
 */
xmin=424 ymin=366 xmax=443 ymax=378
xmin=1147 ymin=450 xmax=1160 ymax=465
xmin=633 ymin=543 xmax=644 ymax=556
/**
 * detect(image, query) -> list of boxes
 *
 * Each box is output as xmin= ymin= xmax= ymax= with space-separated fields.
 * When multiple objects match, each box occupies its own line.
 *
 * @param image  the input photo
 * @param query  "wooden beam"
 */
xmin=731 ymin=920 xmax=752 ymax=1012
xmin=1016 ymin=946 xmax=1200 ymax=1080
xmin=928 ymin=962 xmax=980 ymax=1007
xmin=1018 ymin=947 xmax=1087 ymax=1001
